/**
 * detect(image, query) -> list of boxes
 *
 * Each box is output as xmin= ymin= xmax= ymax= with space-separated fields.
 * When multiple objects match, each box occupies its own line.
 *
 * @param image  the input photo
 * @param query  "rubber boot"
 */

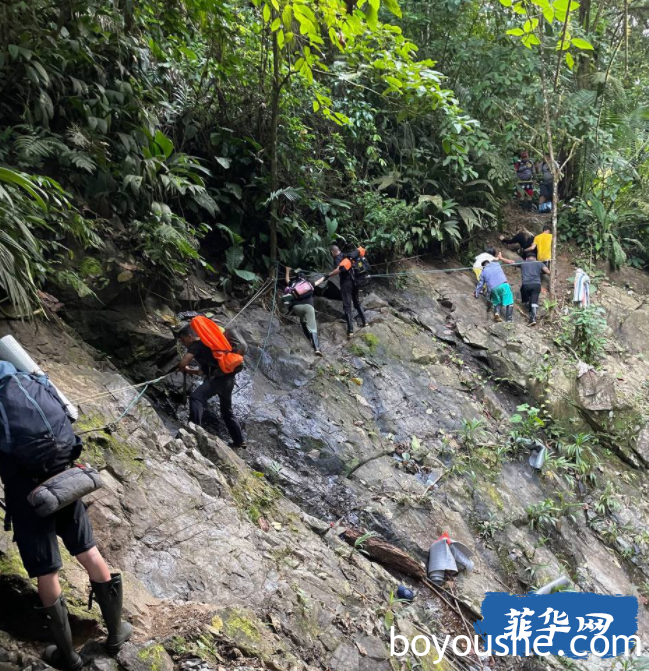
xmin=493 ymin=306 xmax=502 ymax=322
xmin=300 ymin=322 xmax=311 ymax=343
xmin=528 ymin=305 xmax=538 ymax=327
xmin=355 ymin=306 xmax=367 ymax=328
xmin=505 ymin=305 xmax=514 ymax=323
xmin=310 ymin=333 xmax=323 ymax=357
xmin=38 ymin=596 xmax=83 ymax=671
xmin=89 ymin=573 xmax=132 ymax=655
xmin=345 ymin=311 xmax=354 ymax=339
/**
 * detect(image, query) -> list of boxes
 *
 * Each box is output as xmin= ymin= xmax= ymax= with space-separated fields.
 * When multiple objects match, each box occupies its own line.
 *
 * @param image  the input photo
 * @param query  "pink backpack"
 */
xmin=291 ymin=279 xmax=314 ymax=300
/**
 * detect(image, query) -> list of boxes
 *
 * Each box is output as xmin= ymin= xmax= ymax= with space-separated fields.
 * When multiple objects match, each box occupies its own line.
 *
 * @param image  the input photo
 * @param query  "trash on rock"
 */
xmin=534 ymin=575 xmax=572 ymax=595
xmin=427 ymin=532 xmax=474 ymax=585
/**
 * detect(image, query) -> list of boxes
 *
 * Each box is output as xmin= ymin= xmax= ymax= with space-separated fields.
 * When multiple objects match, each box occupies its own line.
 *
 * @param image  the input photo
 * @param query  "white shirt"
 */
xmin=473 ymin=253 xmax=496 ymax=269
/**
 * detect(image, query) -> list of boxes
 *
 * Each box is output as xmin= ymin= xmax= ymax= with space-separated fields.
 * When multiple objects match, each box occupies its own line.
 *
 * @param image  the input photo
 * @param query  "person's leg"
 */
xmin=340 ymin=279 xmax=354 ymax=336
xmin=528 ymin=285 xmax=541 ymax=325
xmin=352 ymin=284 xmax=366 ymax=327
xmin=491 ymin=287 xmax=503 ymax=322
xmin=76 ymin=546 xmax=111 ymax=583
xmin=503 ymin=285 xmax=515 ymax=322
xmin=217 ymin=375 xmax=245 ymax=446
xmin=189 ymin=377 xmax=219 ymax=426
xmin=38 ymin=572 xmax=62 ymax=607
xmin=58 ymin=502 xmax=131 ymax=655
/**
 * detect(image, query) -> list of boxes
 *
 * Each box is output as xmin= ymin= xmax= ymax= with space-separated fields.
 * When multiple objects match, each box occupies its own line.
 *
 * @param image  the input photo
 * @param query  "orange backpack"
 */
xmin=190 ymin=316 xmax=244 ymax=375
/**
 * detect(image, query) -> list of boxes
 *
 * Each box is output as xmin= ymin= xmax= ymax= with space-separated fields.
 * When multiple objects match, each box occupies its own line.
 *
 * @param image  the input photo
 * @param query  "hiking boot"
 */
xmin=38 ymin=596 xmax=83 ymax=671
xmin=89 ymin=574 xmax=132 ymax=655
xmin=505 ymin=305 xmax=514 ymax=323
xmin=310 ymin=333 xmax=323 ymax=357
xmin=493 ymin=307 xmax=502 ymax=322
xmin=528 ymin=305 xmax=538 ymax=327
xmin=229 ymin=442 xmax=248 ymax=449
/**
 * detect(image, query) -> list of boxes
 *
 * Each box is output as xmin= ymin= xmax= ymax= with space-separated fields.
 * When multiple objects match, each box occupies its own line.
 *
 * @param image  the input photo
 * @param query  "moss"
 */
xmin=230 ymin=473 xmax=281 ymax=525
xmin=361 ymin=332 xmax=380 ymax=353
xmin=75 ymin=412 xmax=142 ymax=471
xmin=481 ymin=482 xmax=505 ymax=511
xmin=137 ymin=643 xmax=167 ymax=671
xmin=0 ymin=548 xmax=28 ymax=578
xmin=348 ymin=343 xmax=365 ymax=357
xmin=79 ymin=256 xmax=103 ymax=278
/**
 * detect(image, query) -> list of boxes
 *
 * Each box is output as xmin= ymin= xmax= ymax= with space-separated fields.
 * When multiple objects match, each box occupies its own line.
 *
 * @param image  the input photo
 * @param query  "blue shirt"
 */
xmin=475 ymin=262 xmax=508 ymax=295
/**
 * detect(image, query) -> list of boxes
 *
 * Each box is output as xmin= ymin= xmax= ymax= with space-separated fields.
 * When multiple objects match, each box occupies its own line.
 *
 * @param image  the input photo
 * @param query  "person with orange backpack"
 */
xmin=177 ymin=316 xmax=247 ymax=447
xmin=326 ymin=244 xmax=368 ymax=339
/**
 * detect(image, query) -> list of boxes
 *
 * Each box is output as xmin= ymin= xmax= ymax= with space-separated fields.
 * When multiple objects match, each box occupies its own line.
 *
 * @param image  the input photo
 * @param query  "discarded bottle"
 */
xmin=397 ymin=585 xmax=414 ymax=601
xmin=535 ymin=575 xmax=571 ymax=595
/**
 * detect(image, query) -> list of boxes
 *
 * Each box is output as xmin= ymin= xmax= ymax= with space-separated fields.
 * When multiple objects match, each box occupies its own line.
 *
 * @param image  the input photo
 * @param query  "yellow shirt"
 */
xmin=534 ymin=232 xmax=553 ymax=261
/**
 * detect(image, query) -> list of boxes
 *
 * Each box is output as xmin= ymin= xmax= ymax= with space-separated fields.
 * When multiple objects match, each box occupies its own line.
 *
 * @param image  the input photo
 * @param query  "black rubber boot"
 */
xmin=505 ymin=305 xmax=514 ymax=323
xmin=310 ymin=333 xmax=323 ymax=357
xmin=39 ymin=596 xmax=83 ymax=671
xmin=493 ymin=306 xmax=502 ymax=322
xmin=89 ymin=573 xmax=132 ymax=655
xmin=345 ymin=311 xmax=354 ymax=338
xmin=355 ymin=306 xmax=367 ymax=328
xmin=528 ymin=305 xmax=538 ymax=326
xmin=300 ymin=322 xmax=311 ymax=343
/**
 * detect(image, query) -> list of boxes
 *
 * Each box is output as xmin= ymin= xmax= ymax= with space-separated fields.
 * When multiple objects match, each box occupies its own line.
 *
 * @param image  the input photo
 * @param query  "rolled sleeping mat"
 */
xmin=427 ymin=538 xmax=458 ymax=585
xmin=0 ymin=335 xmax=79 ymax=420
xmin=535 ymin=575 xmax=571 ymax=595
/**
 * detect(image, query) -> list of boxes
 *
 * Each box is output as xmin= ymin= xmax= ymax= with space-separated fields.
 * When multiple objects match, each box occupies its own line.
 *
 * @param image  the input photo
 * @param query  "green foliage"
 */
xmin=556 ymin=306 xmax=608 ymax=365
xmin=510 ymin=404 xmax=545 ymax=439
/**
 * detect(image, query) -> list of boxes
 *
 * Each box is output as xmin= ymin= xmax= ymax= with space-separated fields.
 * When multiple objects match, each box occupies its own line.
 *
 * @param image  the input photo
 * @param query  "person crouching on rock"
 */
xmin=474 ymin=259 xmax=515 ymax=322
xmin=282 ymin=267 xmax=324 ymax=357
xmin=177 ymin=324 xmax=248 ymax=448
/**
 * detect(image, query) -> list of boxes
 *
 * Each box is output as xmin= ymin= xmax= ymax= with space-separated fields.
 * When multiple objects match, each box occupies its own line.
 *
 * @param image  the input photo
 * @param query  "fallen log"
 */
xmin=341 ymin=528 xmax=426 ymax=580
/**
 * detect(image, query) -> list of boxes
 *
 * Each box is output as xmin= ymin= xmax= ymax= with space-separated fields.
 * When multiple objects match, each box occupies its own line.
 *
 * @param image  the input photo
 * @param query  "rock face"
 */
xmin=1 ymin=257 xmax=649 ymax=671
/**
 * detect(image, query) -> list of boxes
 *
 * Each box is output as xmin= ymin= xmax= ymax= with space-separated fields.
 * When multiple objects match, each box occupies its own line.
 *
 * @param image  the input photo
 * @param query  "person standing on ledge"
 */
xmin=326 ymin=244 xmax=367 ymax=339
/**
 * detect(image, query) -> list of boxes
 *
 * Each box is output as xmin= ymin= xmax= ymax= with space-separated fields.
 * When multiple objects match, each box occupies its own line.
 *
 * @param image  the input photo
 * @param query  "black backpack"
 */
xmin=0 ymin=361 xmax=80 ymax=479
xmin=347 ymin=247 xmax=372 ymax=288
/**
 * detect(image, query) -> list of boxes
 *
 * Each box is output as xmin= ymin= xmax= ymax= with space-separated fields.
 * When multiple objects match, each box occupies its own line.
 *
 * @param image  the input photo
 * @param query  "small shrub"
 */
xmin=556 ymin=306 xmax=608 ymax=365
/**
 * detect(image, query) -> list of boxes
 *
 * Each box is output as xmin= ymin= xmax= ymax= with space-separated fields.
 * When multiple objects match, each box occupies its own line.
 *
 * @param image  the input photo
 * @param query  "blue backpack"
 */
xmin=0 ymin=361 xmax=80 ymax=479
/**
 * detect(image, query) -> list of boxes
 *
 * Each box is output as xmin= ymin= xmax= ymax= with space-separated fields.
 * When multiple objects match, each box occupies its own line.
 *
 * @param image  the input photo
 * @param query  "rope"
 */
xmin=223 ymin=278 xmax=273 ymax=329
xmin=71 ymin=374 xmax=171 ymax=405
xmin=237 ymin=265 xmax=281 ymax=390
xmin=76 ymin=380 xmax=157 ymax=435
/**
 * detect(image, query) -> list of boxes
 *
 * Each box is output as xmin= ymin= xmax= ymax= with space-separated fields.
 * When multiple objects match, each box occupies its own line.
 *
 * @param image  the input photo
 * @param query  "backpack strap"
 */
xmin=0 ymin=399 xmax=11 ymax=451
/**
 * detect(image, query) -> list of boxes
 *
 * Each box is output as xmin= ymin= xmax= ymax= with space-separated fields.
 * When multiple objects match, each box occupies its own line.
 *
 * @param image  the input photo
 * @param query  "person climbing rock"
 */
xmin=538 ymin=153 xmax=559 ymax=209
xmin=533 ymin=224 xmax=553 ymax=266
xmin=0 ymin=362 xmax=131 ymax=670
xmin=177 ymin=322 xmax=247 ymax=447
xmin=283 ymin=267 xmax=323 ymax=356
xmin=514 ymin=150 xmax=535 ymax=210
xmin=326 ymin=244 xmax=367 ymax=339
xmin=499 ymin=252 xmax=549 ymax=325
xmin=474 ymin=259 xmax=514 ymax=322
xmin=499 ymin=228 xmax=536 ymax=259
xmin=472 ymin=247 xmax=497 ymax=282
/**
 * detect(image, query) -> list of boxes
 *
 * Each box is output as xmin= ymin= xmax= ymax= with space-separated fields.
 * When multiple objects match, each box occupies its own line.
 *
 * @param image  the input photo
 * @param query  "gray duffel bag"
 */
xmin=28 ymin=464 xmax=104 ymax=517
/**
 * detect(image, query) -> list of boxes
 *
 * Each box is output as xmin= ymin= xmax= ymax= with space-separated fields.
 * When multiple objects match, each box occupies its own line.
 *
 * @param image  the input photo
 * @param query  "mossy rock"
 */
xmin=212 ymin=607 xmax=279 ymax=659
xmin=0 ymin=548 xmax=28 ymax=579
xmin=117 ymin=642 xmax=174 ymax=671
xmin=76 ymin=412 xmax=142 ymax=472
xmin=79 ymin=256 xmax=103 ymax=278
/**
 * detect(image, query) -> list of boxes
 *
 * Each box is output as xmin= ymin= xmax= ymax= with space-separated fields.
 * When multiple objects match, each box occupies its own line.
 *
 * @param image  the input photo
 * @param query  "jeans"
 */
xmin=189 ymin=373 xmax=244 ymax=445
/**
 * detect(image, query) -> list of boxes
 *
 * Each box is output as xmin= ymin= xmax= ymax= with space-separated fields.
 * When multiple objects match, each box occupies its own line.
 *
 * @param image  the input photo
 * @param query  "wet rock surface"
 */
xmin=1 ymin=257 xmax=649 ymax=671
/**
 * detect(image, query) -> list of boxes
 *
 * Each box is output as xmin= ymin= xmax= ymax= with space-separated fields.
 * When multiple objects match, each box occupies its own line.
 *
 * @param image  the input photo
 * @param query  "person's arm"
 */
xmin=498 ymin=253 xmax=516 ymax=265
xmin=225 ymin=328 xmax=248 ymax=356
xmin=314 ymin=275 xmax=326 ymax=287
xmin=178 ymin=352 xmax=202 ymax=376
xmin=524 ymin=241 xmax=537 ymax=252
xmin=326 ymin=258 xmax=350 ymax=279
xmin=285 ymin=266 xmax=291 ymax=285
xmin=542 ymin=265 xmax=551 ymax=275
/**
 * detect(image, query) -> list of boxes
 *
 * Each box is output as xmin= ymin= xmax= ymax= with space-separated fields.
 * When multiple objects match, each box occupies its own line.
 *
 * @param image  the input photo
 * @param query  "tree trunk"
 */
xmin=268 ymin=30 xmax=280 ymax=269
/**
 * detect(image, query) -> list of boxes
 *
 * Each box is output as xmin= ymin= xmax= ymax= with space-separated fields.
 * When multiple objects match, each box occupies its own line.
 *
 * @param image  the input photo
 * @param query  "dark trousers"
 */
xmin=341 ymin=278 xmax=362 ymax=314
xmin=521 ymin=283 xmax=541 ymax=306
xmin=189 ymin=374 xmax=243 ymax=445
